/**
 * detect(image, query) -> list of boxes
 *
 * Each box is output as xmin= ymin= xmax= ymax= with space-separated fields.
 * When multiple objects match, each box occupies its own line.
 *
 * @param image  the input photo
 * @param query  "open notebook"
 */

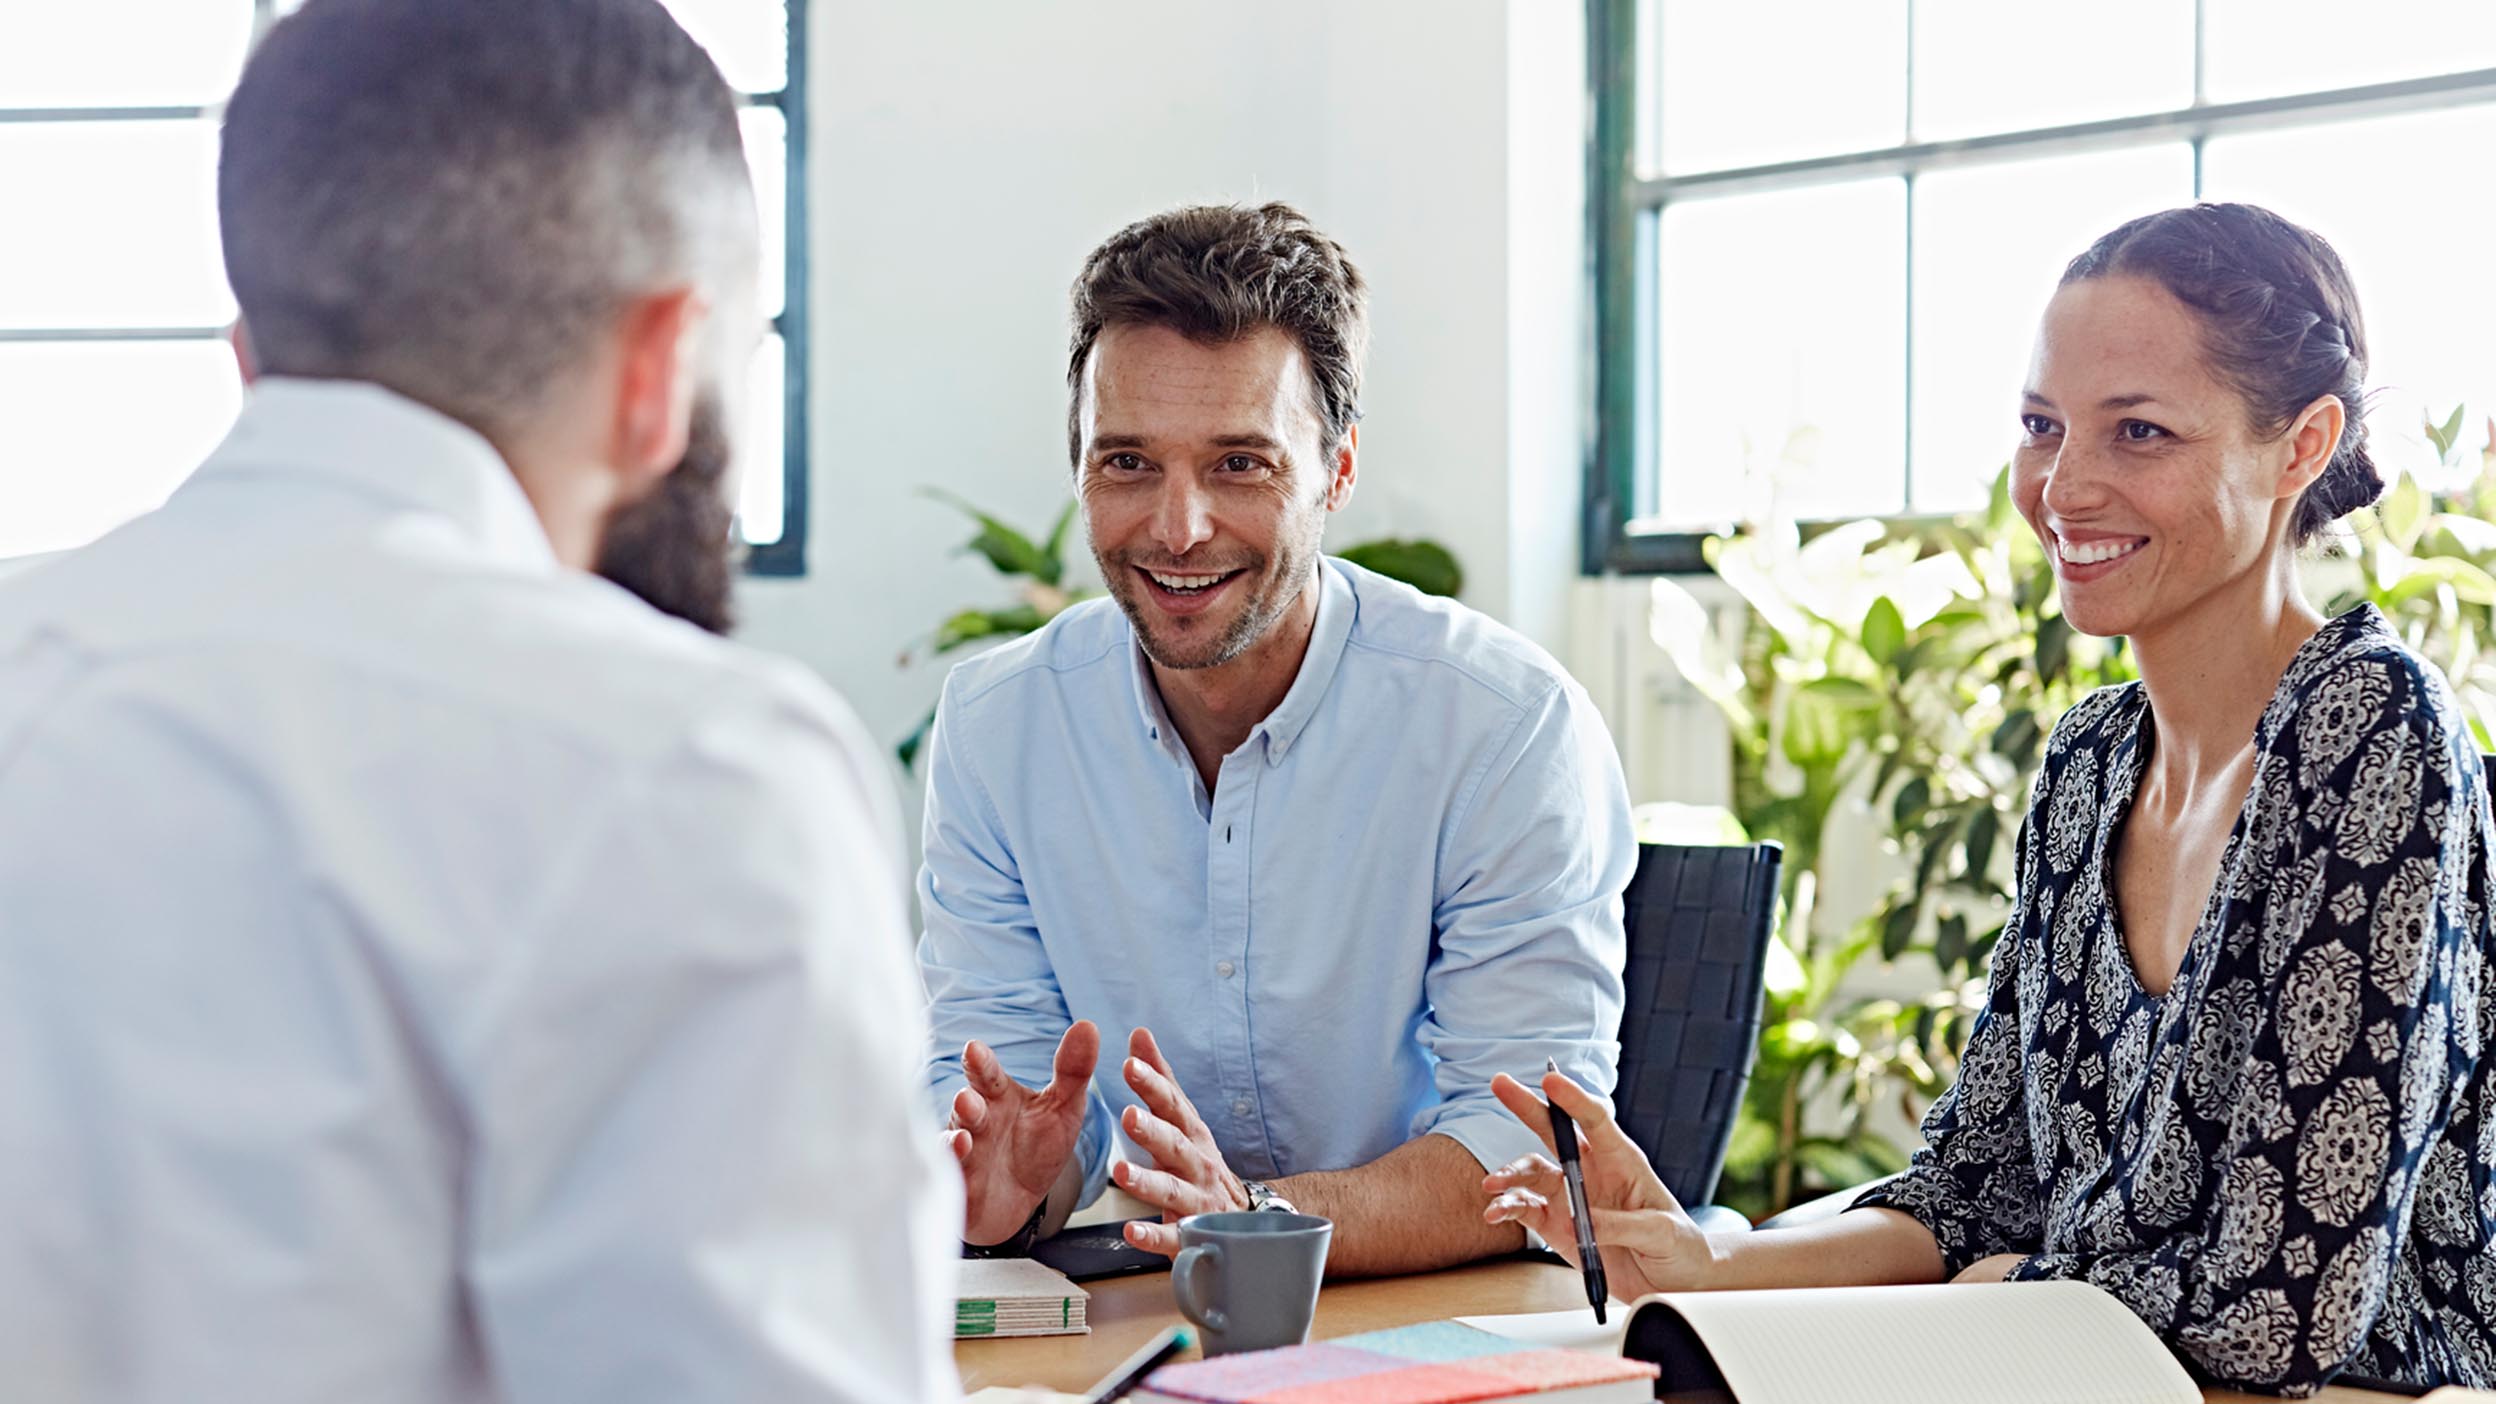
xmin=1135 ymin=1321 xmax=1657 ymax=1403
xmin=1620 ymin=1281 xmax=2199 ymax=1404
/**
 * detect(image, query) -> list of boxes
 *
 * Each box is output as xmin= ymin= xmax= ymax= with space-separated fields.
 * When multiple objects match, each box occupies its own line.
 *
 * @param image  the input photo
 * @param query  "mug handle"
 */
xmin=1172 ymin=1243 xmax=1229 ymax=1336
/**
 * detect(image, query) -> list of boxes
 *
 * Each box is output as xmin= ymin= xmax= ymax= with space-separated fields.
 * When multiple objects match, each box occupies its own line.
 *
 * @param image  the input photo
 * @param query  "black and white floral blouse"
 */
xmin=1857 ymin=606 xmax=2496 ymax=1396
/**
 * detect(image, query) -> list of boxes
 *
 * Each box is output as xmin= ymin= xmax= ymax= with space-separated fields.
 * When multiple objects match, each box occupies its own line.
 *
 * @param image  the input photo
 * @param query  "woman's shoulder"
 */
xmin=2040 ymin=678 xmax=2147 ymax=772
xmin=2267 ymin=606 xmax=2474 ymax=769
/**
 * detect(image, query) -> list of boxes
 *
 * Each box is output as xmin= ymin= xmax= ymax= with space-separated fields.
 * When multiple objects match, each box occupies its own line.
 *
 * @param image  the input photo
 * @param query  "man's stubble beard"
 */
xmin=594 ymin=388 xmax=741 ymax=635
xmin=1097 ymin=505 xmax=1325 ymax=672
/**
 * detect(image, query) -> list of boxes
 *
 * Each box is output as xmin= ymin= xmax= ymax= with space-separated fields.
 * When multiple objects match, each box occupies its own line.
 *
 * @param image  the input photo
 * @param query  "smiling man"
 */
xmin=917 ymin=203 xmax=1635 ymax=1275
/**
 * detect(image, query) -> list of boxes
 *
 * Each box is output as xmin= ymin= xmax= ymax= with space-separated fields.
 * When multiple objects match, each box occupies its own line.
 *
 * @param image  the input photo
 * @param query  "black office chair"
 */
xmin=1613 ymin=841 xmax=1782 ymax=1231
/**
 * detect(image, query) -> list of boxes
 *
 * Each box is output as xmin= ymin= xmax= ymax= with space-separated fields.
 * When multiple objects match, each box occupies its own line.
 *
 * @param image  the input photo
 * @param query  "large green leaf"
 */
xmin=2379 ymin=473 xmax=2428 ymax=554
xmin=1862 ymin=595 xmax=1906 ymax=667
xmin=1338 ymin=538 xmax=1463 ymax=597
xmin=1783 ymin=677 xmax=1882 ymax=768
xmin=2429 ymin=403 xmax=2468 ymax=460
xmin=932 ymin=604 xmax=1049 ymax=654
xmin=923 ymin=489 xmax=1061 ymax=584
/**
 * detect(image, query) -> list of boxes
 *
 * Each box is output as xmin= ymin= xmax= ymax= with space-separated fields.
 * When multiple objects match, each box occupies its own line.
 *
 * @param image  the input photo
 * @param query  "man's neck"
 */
xmin=1154 ymin=570 xmax=1323 ymax=793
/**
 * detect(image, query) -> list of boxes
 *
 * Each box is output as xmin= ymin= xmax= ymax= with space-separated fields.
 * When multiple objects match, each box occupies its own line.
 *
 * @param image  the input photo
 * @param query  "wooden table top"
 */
xmin=953 ymin=1258 xmax=2416 ymax=1401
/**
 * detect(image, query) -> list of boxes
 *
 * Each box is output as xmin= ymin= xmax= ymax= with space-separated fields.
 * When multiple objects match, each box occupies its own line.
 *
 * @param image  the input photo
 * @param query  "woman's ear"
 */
xmin=2277 ymin=393 xmax=2347 ymax=502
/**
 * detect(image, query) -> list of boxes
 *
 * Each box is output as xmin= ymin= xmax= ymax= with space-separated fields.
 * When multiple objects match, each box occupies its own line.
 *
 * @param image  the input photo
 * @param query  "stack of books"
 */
xmin=954 ymin=1257 xmax=1091 ymax=1339
xmin=1134 ymin=1321 xmax=1656 ymax=1403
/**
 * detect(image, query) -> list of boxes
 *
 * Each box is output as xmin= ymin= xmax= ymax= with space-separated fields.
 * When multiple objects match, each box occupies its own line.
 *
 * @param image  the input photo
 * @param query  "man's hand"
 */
xmin=946 ymin=1021 xmax=1100 ymax=1245
xmin=1110 ymin=1027 xmax=1249 ymax=1254
xmin=1480 ymin=1067 xmax=1716 ymax=1299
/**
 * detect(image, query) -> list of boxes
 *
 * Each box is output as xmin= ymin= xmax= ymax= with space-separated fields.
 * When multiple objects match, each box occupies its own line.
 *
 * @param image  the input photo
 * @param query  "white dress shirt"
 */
xmin=0 ymin=379 xmax=959 ymax=1404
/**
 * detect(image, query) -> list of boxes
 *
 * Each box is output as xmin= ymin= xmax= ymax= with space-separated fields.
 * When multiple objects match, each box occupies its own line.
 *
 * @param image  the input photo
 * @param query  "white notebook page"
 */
xmin=1643 ymin=1282 xmax=2199 ymax=1404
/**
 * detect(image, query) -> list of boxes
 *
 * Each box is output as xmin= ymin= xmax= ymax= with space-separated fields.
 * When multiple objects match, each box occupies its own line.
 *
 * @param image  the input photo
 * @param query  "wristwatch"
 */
xmin=962 ymin=1198 xmax=1047 ymax=1258
xmin=1242 ymin=1180 xmax=1298 ymax=1214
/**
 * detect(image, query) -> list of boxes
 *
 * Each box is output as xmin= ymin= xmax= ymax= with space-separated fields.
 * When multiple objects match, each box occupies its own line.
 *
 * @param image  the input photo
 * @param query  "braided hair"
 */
xmin=2062 ymin=203 xmax=2379 ymax=547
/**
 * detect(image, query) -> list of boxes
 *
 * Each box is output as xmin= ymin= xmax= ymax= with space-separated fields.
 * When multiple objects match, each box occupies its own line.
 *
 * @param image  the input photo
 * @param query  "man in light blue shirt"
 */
xmin=921 ymin=203 xmax=1634 ymax=1275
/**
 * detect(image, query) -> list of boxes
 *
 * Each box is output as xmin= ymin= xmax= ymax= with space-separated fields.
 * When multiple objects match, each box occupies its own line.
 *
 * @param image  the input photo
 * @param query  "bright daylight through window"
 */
xmin=1594 ymin=0 xmax=2496 ymax=566
xmin=0 ymin=0 xmax=807 ymax=572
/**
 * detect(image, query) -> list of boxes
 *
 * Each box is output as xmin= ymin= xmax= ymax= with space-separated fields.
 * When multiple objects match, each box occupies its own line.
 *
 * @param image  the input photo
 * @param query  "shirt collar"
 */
xmin=1124 ymin=557 xmax=1357 ymax=767
xmin=186 ymin=376 xmax=559 ymax=573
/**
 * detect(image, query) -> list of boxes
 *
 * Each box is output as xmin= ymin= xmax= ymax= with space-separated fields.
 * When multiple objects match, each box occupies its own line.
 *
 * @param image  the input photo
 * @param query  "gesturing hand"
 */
xmin=946 ymin=1020 xmax=1100 ymax=1245
xmin=1110 ymin=1027 xmax=1250 ymax=1255
xmin=1481 ymin=1067 xmax=1715 ymax=1300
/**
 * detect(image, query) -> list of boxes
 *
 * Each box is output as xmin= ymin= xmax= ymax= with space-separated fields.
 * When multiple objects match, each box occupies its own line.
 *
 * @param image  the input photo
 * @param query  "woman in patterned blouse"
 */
xmin=1481 ymin=203 xmax=2495 ymax=1396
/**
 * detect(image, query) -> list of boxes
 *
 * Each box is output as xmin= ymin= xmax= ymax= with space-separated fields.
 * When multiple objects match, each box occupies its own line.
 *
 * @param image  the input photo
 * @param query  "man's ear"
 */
xmin=228 ymin=320 xmax=259 ymax=386
xmin=2277 ymin=393 xmax=2346 ymax=502
xmin=1324 ymin=423 xmax=1359 ymax=512
xmin=611 ymin=285 xmax=707 ymax=492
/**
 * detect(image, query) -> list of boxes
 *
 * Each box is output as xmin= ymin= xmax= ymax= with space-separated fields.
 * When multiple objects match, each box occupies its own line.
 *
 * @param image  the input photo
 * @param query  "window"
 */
xmin=1587 ymin=0 xmax=2496 ymax=572
xmin=0 ymin=0 xmax=810 ymax=574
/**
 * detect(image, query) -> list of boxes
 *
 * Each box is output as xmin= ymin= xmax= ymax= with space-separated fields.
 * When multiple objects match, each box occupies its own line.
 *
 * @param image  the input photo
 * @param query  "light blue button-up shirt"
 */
xmin=917 ymin=558 xmax=1633 ymax=1208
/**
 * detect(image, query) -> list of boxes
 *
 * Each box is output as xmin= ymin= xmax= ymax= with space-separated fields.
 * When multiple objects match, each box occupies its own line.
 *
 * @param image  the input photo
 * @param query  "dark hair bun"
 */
xmin=2063 ymin=203 xmax=2375 ymax=548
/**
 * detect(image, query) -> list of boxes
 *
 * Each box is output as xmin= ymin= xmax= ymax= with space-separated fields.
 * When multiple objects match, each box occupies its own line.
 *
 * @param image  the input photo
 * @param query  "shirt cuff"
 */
xmin=1072 ymin=1091 xmax=1115 ymax=1210
xmin=1418 ymin=1104 xmax=1546 ymax=1179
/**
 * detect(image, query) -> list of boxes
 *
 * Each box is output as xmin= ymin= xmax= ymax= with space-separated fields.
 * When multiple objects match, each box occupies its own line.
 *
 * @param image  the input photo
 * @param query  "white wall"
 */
xmin=740 ymin=0 xmax=1590 ymax=774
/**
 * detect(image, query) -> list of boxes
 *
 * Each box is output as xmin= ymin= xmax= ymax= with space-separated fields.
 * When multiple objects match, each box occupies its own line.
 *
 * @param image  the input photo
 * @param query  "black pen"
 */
xmin=1545 ymin=1057 xmax=1609 ymax=1323
xmin=1083 ymin=1325 xmax=1192 ymax=1403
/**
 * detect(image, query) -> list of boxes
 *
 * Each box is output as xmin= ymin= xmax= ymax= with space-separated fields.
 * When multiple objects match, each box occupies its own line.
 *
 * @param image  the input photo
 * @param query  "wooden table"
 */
xmin=954 ymin=1259 xmax=2416 ymax=1401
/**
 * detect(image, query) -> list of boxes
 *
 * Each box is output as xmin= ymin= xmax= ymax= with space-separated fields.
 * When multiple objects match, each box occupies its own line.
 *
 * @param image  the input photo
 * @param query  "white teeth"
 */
xmin=1148 ymin=570 xmax=1226 ymax=592
xmin=2058 ymin=537 xmax=2143 ymax=567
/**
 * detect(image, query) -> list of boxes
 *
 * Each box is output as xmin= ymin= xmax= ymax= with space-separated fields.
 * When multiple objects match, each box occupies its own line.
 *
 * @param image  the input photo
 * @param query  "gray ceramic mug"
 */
xmin=1170 ymin=1211 xmax=1334 ymax=1356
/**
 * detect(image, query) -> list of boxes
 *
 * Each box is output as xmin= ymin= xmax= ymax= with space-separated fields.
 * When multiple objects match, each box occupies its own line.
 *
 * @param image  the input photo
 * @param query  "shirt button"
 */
xmin=1232 ymin=1098 xmax=1253 ymax=1118
xmin=1216 ymin=960 xmax=1236 ymax=979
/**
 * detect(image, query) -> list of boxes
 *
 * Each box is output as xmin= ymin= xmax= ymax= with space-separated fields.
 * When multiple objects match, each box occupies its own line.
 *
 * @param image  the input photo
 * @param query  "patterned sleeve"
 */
xmin=1851 ymin=815 xmax=2048 ymax=1276
xmin=2008 ymin=659 xmax=2479 ymax=1397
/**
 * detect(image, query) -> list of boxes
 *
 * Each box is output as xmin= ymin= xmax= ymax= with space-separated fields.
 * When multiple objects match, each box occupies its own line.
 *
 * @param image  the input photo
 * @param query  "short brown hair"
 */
xmin=1066 ymin=201 xmax=1369 ymax=465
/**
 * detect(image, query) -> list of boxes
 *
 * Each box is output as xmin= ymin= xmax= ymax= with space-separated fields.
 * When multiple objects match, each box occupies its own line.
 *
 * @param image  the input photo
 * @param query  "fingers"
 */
xmin=1111 ymin=1158 xmax=1235 ymax=1221
xmin=963 ymin=1040 xmax=1021 ymax=1099
xmin=944 ymin=1129 xmax=973 ymax=1164
xmin=1122 ymin=1104 xmax=1210 ymax=1182
xmin=1491 ymin=1073 xmax=1561 ymax=1156
xmin=1481 ymin=1152 xmax=1564 ymax=1196
xmin=950 ymin=1085 xmax=990 ymax=1134
xmin=1539 ymin=1067 xmax=1618 ymax=1134
xmin=1048 ymin=1021 xmax=1101 ymax=1098
xmin=1122 ymin=1217 xmax=1182 ymax=1257
xmin=1130 ymin=1025 xmax=1175 ymax=1079
xmin=1123 ymin=1053 xmax=1207 ymax=1140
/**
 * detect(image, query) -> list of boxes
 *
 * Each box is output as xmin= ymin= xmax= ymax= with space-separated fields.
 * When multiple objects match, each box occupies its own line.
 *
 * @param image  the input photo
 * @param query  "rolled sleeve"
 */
xmin=1417 ymin=678 xmax=1635 ymax=1173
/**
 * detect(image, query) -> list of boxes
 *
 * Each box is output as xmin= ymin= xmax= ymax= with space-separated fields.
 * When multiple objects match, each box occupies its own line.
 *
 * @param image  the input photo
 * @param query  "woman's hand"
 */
xmin=1951 ymin=1253 xmax=2024 ymax=1284
xmin=1482 ymin=1068 xmax=1717 ymax=1301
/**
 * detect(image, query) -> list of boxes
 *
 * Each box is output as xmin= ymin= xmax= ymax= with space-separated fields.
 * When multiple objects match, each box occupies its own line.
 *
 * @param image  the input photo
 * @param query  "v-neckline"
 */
xmin=2095 ymin=701 xmax=2236 ymax=1001
xmin=2088 ymin=609 xmax=2374 ymax=1001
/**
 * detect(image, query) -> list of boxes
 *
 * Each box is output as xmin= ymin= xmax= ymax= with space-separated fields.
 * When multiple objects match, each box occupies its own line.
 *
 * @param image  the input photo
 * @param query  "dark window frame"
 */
xmin=1583 ymin=0 xmax=2496 ymax=576
xmin=0 ymin=0 xmax=811 ymax=577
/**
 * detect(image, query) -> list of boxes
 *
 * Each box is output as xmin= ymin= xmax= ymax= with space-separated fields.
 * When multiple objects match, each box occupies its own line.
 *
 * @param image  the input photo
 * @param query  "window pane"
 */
xmin=1656 ymin=0 xmax=1906 ymax=174
xmin=741 ymin=106 xmax=786 ymax=321
xmin=1653 ymin=179 xmax=1907 ymax=529
xmin=2204 ymin=106 xmax=2496 ymax=491
xmin=1912 ymin=0 xmax=2192 ymax=142
xmin=658 ymin=0 xmax=789 ymax=93
xmin=0 ymin=120 xmax=229 ymax=330
xmin=0 ymin=4 xmax=254 ymax=108
xmin=0 ymin=340 xmax=241 ymax=559
xmin=1911 ymin=146 xmax=2195 ymax=512
xmin=2205 ymin=0 xmax=2496 ymax=103
xmin=736 ymin=332 xmax=787 ymax=547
